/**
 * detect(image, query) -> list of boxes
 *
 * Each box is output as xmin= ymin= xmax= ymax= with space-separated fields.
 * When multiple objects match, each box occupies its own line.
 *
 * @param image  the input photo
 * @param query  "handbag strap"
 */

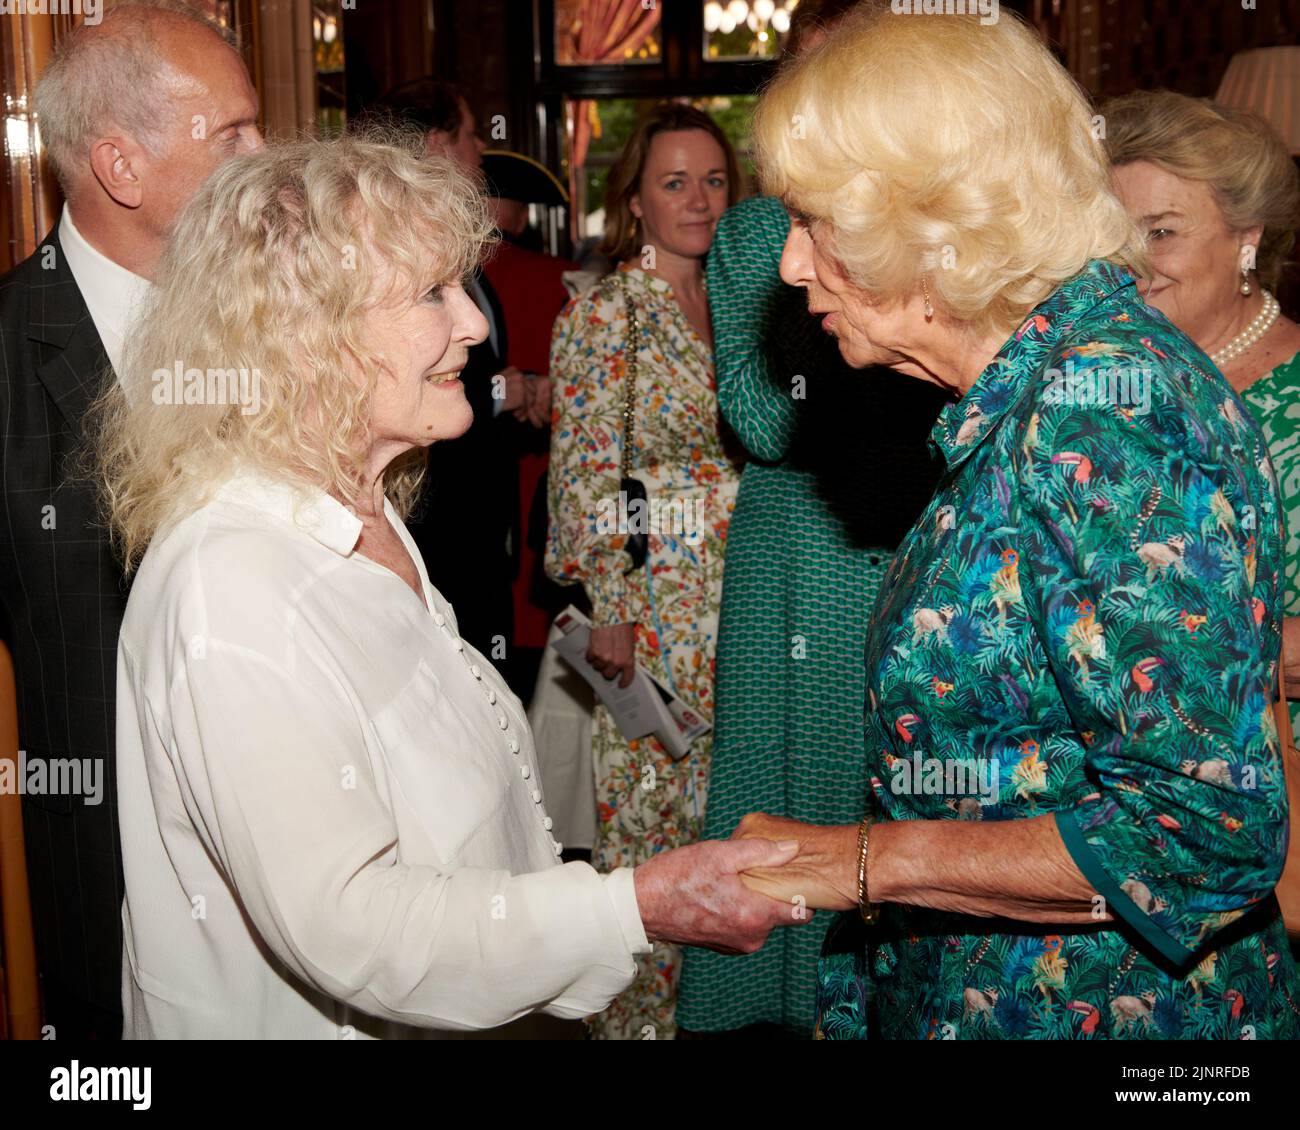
xmin=617 ymin=270 xmax=639 ymax=482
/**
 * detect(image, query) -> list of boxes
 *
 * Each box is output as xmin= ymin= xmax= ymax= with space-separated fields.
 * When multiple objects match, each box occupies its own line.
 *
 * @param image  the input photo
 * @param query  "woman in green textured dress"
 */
xmin=676 ymin=0 xmax=946 ymax=1039
xmin=674 ymin=197 xmax=944 ymax=1036
xmin=1105 ymin=90 xmax=1300 ymax=940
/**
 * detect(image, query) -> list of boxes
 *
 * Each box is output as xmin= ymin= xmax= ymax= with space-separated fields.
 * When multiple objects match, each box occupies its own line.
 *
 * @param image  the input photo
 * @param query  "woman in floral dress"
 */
xmin=732 ymin=8 xmax=1300 ymax=1040
xmin=545 ymin=104 xmax=743 ymax=1039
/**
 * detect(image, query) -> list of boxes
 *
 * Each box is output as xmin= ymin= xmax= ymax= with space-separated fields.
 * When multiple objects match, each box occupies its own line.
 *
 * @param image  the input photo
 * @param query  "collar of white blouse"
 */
xmin=213 ymin=472 xmax=372 ymax=557
xmin=212 ymin=471 xmax=437 ymax=617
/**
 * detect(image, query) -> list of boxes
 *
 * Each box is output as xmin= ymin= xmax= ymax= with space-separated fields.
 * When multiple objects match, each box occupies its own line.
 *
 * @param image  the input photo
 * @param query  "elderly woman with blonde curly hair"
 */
xmin=734 ymin=8 xmax=1300 ymax=1039
xmin=94 ymin=132 xmax=806 ymax=1039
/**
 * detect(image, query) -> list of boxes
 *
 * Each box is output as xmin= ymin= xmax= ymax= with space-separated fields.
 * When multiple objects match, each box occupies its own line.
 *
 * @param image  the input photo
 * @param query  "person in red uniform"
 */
xmin=480 ymin=150 xmax=583 ymax=703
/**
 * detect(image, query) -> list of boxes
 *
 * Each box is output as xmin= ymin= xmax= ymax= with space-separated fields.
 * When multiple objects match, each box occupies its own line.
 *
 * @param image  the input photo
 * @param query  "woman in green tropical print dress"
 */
xmin=732 ymin=8 xmax=1300 ymax=1040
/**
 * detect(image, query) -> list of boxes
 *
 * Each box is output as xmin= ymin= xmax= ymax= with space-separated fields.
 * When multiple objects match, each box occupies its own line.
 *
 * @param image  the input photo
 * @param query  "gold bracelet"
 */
xmin=857 ymin=813 xmax=880 ymax=925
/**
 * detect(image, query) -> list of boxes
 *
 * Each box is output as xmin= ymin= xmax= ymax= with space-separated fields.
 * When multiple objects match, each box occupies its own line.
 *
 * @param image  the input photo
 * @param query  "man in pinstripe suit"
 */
xmin=0 ymin=3 xmax=260 ymax=1037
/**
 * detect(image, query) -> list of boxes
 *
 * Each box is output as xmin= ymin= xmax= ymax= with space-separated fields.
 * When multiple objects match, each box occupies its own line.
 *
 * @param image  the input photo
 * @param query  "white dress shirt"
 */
xmin=116 ymin=471 xmax=649 ymax=1039
xmin=57 ymin=206 xmax=151 ymax=374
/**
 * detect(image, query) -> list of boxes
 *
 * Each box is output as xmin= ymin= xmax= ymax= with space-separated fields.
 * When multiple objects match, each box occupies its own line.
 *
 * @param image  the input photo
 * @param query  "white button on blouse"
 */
xmin=115 ymin=472 xmax=649 ymax=1040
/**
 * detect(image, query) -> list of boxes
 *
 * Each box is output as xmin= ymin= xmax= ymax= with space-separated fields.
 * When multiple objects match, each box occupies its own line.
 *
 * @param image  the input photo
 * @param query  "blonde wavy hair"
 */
xmin=92 ymin=128 xmax=494 ymax=571
xmin=754 ymin=6 xmax=1149 ymax=337
xmin=1101 ymin=90 xmax=1300 ymax=291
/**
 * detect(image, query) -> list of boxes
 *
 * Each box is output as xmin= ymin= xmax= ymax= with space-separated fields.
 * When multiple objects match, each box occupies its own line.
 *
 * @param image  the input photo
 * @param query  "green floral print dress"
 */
xmin=816 ymin=260 xmax=1300 ymax=1040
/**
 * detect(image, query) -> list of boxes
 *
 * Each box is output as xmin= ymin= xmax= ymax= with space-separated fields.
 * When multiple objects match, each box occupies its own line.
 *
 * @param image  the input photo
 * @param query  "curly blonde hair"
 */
xmin=92 ymin=128 xmax=494 ymax=571
xmin=754 ymin=7 xmax=1149 ymax=337
xmin=1101 ymin=90 xmax=1300 ymax=291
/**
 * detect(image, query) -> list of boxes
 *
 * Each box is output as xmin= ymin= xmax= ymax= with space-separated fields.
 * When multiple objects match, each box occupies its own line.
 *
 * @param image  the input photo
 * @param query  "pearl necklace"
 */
xmin=1210 ymin=290 xmax=1280 ymax=367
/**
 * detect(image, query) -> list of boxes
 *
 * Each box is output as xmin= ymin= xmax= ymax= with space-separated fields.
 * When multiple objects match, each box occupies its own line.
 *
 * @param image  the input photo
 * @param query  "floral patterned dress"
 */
xmin=546 ymin=263 xmax=741 ymax=1039
xmin=816 ymin=260 xmax=1300 ymax=1040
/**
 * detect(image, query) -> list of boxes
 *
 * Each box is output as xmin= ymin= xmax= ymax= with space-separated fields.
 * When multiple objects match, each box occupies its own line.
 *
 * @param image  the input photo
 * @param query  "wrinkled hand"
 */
xmin=587 ymin=622 xmax=636 ymax=688
xmin=732 ymin=813 xmax=860 ymax=912
xmin=633 ymin=838 xmax=814 ymax=953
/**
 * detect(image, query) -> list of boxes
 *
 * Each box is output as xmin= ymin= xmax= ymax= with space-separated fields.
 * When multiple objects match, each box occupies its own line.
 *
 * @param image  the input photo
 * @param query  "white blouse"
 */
xmin=116 ymin=472 xmax=649 ymax=1039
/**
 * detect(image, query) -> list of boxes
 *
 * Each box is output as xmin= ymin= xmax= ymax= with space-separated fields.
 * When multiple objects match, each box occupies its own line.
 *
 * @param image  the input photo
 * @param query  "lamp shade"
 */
xmin=1215 ymin=47 xmax=1300 ymax=154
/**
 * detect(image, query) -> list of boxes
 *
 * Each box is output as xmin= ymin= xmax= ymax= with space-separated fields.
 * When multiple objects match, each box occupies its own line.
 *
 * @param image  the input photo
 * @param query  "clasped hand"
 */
xmin=497 ymin=367 xmax=552 ymax=428
xmin=633 ymin=837 xmax=815 ymax=954
xmin=730 ymin=813 xmax=860 ymax=913
xmin=632 ymin=814 xmax=862 ymax=955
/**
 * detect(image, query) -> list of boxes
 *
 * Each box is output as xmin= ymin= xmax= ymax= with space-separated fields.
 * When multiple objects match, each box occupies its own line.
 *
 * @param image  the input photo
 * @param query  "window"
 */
xmin=534 ymin=0 xmax=781 ymax=248
xmin=314 ymin=1 xmax=347 ymax=137
xmin=555 ymin=0 xmax=663 ymax=65
xmin=704 ymin=0 xmax=797 ymax=60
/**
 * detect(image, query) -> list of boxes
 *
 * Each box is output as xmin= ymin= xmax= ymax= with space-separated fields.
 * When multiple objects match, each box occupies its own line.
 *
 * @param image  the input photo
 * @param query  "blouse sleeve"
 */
xmin=1017 ymin=342 xmax=1289 ymax=967
xmin=707 ymin=196 xmax=803 ymax=463
xmin=544 ymin=284 xmax=648 ymax=626
xmin=137 ymin=627 xmax=646 ymax=1030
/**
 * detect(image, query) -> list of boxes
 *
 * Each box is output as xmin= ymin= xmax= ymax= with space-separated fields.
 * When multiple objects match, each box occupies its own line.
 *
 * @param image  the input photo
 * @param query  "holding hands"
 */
xmin=731 ymin=813 xmax=861 ymax=913
xmin=631 ymin=813 xmax=871 ymax=956
xmin=633 ymin=837 xmax=815 ymax=953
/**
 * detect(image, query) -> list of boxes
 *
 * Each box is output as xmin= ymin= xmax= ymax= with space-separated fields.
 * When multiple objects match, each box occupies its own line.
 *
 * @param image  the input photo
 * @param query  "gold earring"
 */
xmin=921 ymin=276 xmax=934 ymax=320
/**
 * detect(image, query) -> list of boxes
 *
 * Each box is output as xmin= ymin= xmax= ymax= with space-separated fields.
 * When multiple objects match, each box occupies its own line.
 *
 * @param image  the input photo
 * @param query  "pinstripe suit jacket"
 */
xmin=0 ymin=230 xmax=126 ymax=1024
